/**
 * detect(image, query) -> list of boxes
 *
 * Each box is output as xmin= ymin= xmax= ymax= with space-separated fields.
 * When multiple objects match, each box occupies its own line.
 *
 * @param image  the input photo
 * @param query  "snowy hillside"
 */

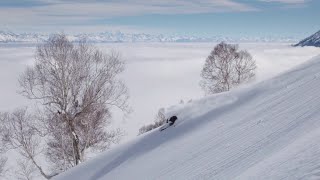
xmin=0 ymin=30 xmax=299 ymax=43
xmin=295 ymin=30 xmax=320 ymax=47
xmin=55 ymin=54 xmax=320 ymax=180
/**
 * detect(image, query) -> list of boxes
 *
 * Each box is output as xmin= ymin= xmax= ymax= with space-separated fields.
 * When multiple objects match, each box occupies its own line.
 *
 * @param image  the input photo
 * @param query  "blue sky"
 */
xmin=0 ymin=0 xmax=319 ymax=38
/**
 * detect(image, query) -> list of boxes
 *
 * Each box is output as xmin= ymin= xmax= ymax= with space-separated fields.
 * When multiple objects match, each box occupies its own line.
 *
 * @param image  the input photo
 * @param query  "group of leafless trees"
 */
xmin=0 ymin=34 xmax=130 ymax=179
xmin=200 ymin=42 xmax=256 ymax=94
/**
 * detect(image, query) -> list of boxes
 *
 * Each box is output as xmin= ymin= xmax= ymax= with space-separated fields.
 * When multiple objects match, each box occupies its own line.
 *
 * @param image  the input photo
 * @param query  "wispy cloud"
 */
xmin=259 ymin=0 xmax=312 ymax=9
xmin=0 ymin=0 xmax=257 ymax=33
xmin=259 ymin=0 xmax=308 ymax=4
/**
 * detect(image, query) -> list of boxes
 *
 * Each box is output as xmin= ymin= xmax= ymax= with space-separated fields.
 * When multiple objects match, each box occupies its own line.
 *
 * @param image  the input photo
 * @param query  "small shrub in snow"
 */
xmin=138 ymin=108 xmax=166 ymax=135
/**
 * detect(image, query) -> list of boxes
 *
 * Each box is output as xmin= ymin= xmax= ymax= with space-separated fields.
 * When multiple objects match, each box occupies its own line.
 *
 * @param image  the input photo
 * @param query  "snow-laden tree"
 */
xmin=200 ymin=42 xmax=256 ymax=94
xmin=16 ymin=33 xmax=130 ymax=178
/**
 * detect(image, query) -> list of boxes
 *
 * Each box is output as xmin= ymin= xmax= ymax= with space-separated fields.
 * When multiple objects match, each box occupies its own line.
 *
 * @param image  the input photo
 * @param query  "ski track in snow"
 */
xmin=55 ymin=54 xmax=320 ymax=180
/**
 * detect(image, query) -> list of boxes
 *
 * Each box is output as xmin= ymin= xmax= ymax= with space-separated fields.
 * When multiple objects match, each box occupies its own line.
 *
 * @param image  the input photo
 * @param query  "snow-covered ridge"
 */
xmin=294 ymin=30 xmax=320 ymax=47
xmin=0 ymin=30 xmax=299 ymax=43
xmin=55 ymin=54 xmax=320 ymax=180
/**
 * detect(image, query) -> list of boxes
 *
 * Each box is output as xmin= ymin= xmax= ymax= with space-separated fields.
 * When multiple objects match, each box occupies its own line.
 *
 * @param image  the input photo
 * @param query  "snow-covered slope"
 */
xmin=55 ymin=55 xmax=320 ymax=180
xmin=0 ymin=30 xmax=299 ymax=43
xmin=294 ymin=30 xmax=320 ymax=47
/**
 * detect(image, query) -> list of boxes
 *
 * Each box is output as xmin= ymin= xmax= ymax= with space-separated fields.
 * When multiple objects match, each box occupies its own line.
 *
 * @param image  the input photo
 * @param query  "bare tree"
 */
xmin=17 ymin=34 xmax=130 ymax=177
xmin=1 ymin=108 xmax=51 ymax=179
xmin=0 ymin=113 xmax=8 ymax=178
xmin=200 ymin=42 xmax=256 ymax=94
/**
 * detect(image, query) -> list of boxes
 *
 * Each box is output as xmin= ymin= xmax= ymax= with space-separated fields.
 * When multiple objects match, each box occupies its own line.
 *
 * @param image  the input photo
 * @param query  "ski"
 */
xmin=159 ymin=123 xmax=171 ymax=131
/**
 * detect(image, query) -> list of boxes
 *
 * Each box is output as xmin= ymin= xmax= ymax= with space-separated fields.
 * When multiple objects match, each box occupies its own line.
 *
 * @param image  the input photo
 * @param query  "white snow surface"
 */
xmin=55 ymin=54 xmax=320 ymax=180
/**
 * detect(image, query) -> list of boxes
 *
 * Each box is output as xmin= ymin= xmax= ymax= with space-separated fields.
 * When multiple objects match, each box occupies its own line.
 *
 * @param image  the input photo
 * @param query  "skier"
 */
xmin=168 ymin=115 xmax=178 ymax=126
xmin=160 ymin=116 xmax=178 ymax=131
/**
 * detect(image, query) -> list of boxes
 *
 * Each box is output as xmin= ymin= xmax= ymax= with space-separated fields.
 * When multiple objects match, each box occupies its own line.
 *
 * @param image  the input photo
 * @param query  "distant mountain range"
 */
xmin=0 ymin=30 xmax=300 ymax=43
xmin=294 ymin=30 xmax=320 ymax=47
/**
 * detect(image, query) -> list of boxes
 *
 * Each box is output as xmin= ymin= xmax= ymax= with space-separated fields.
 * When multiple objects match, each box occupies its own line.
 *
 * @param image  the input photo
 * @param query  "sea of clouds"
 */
xmin=1 ymin=42 xmax=320 ymax=141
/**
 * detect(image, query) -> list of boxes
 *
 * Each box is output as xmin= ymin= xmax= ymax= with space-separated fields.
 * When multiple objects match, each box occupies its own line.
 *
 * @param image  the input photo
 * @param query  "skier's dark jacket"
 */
xmin=168 ymin=116 xmax=178 ymax=125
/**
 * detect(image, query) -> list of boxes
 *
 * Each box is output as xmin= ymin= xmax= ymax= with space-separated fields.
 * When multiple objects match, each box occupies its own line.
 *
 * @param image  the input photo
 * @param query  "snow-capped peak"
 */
xmin=0 ymin=30 xmax=299 ymax=43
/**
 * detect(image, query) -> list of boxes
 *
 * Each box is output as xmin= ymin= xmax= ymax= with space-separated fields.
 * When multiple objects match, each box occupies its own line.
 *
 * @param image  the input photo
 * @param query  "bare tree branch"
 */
xmin=0 ymin=157 xmax=7 ymax=177
xmin=0 ymin=112 xmax=9 ymax=178
xmin=1 ymin=108 xmax=52 ymax=179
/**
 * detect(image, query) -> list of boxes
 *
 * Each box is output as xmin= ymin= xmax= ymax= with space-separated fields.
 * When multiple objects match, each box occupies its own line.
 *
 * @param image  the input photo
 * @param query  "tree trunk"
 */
xmin=68 ymin=119 xmax=81 ymax=165
xmin=72 ymin=132 xmax=81 ymax=165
